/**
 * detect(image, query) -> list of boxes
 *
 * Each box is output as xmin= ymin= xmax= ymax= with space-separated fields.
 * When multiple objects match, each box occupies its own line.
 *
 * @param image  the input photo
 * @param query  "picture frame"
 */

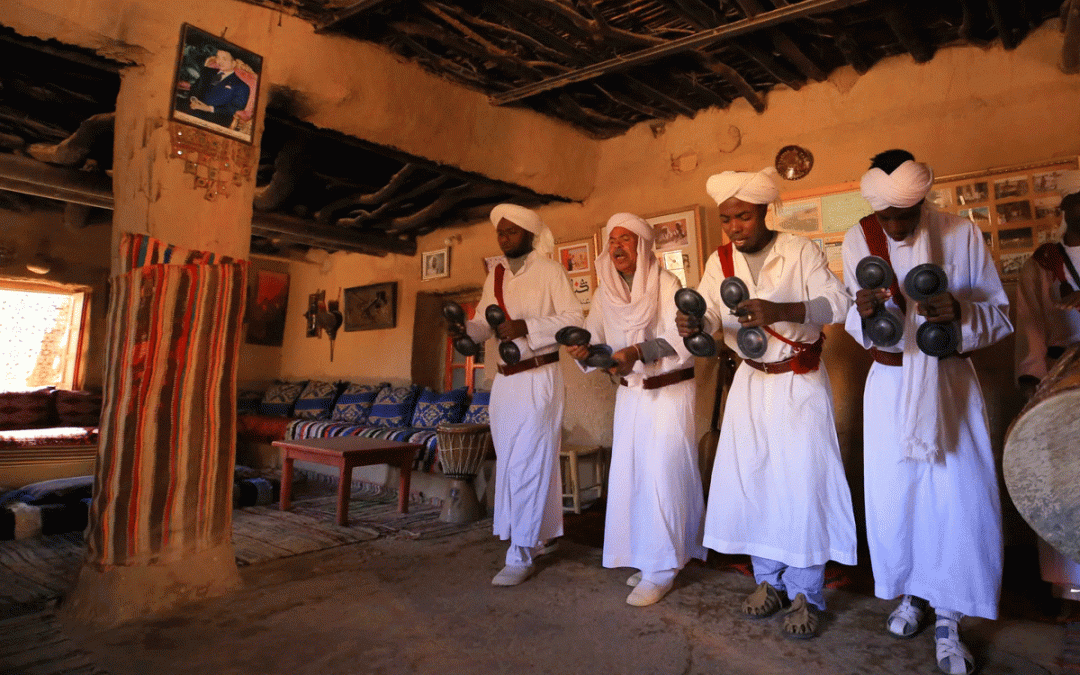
xmin=343 ymin=282 xmax=397 ymax=332
xmin=171 ymin=24 xmax=262 ymax=144
xmin=246 ymin=270 xmax=289 ymax=346
xmin=421 ymin=248 xmax=450 ymax=281
xmin=558 ymin=241 xmax=592 ymax=274
xmin=644 ymin=206 xmax=707 ymax=288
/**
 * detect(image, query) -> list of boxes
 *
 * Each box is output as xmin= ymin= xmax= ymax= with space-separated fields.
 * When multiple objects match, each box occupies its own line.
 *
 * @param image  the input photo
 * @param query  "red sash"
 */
xmin=858 ymin=214 xmax=907 ymax=314
xmin=493 ymin=264 xmax=511 ymax=316
xmin=1032 ymin=242 xmax=1080 ymax=292
xmin=715 ymin=243 xmax=823 ymax=373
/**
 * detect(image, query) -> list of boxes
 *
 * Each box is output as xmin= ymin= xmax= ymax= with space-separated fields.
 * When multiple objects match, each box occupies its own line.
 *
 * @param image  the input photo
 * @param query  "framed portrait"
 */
xmin=171 ymin=24 xmax=262 ymax=144
xmin=558 ymin=242 xmax=592 ymax=274
xmin=343 ymin=282 xmax=397 ymax=332
xmin=246 ymin=270 xmax=289 ymax=346
xmin=421 ymin=248 xmax=450 ymax=281
xmin=645 ymin=206 xmax=706 ymax=288
xmin=770 ymin=198 xmax=821 ymax=234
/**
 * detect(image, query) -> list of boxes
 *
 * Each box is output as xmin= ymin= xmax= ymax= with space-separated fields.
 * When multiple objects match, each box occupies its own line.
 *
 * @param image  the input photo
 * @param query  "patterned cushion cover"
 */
xmin=410 ymin=387 xmax=469 ymax=428
xmin=461 ymin=390 xmax=491 ymax=425
xmin=0 ymin=389 xmax=52 ymax=431
xmin=293 ymin=380 xmax=340 ymax=420
xmin=331 ymin=382 xmax=388 ymax=423
xmin=257 ymin=381 xmax=306 ymax=417
xmin=52 ymin=390 xmax=102 ymax=427
xmin=367 ymin=385 xmax=422 ymax=427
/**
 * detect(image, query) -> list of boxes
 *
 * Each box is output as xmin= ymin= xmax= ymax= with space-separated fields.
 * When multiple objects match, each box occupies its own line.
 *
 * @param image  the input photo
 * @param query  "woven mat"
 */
xmin=287 ymin=493 xmax=492 ymax=540
xmin=0 ymin=610 xmax=108 ymax=675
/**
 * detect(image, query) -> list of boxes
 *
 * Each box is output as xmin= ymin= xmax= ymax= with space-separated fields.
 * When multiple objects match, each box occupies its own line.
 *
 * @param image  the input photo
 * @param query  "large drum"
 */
xmin=1004 ymin=344 xmax=1080 ymax=564
xmin=436 ymin=423 xmax=493 ymax=524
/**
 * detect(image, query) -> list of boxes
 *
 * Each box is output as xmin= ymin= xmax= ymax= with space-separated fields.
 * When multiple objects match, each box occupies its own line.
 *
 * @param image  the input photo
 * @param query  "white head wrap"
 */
xmin=489 ymin=203 xmax=554 ymax=258
xmin=596 ymin=213 xmax=660 ymax=383
xmin=706 ymin=168 xmax=782 ymax=208
xmin=860 ymin=160 xmax=934 ymax=212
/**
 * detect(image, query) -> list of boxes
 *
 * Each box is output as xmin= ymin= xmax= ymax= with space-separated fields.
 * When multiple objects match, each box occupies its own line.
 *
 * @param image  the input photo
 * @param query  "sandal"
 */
xmin=782 ymin=593 xmax=820 ymax=639
xmin=742 ymin=581 xmax=786 ymax=619
xmin=935 ymin=617 xmax=975 ymax=675
xmin=886 ymin=595 xmax=925 ymax=638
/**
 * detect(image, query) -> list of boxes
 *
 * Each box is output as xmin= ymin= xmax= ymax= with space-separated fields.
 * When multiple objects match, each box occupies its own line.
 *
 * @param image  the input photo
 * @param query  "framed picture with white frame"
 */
xmin=421 ymin=248 xmax=449 ymax=281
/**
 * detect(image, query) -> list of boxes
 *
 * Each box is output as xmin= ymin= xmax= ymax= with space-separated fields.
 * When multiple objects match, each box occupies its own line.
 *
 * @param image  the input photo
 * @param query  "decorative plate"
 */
xmin=775 ymin=145 xmax=813 ymax=180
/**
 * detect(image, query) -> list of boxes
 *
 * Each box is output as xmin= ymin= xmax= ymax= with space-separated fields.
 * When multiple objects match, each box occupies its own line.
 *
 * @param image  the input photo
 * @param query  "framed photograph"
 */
xmin=1034 ymin=171 xmax=1065 ymax=194
xmin=246 ymin=270 xmax=289 ymax=346
xmin=558 ymin=242 xmax=592 ymax=274
xmin=994 ymin=176 xmax=1030 ymax=200
xmin=171 ymin=24 xmax=262 ymax=144
xmin=959 ymin=207 xmax=991 ymax=226
xmin=955 ymin=182 xmax=989 ymax=206
xmin=1033 ymin=196 xmax=1061 ymax=221
xmin=1000 ymin=251 xmax=1032 ymax=280
xmin=662 ymin=250 xmax=686 ymax=270
xmin=770 ymin=198 xmax=821 ymax=234
xmin=421 ymin=248 xmax=449 ymax=281
xmin=998 ymin=226 xmax=1034 ymax=250
xmin=645 ymin=206 xmax=706 ymax=288
xmin=995 ymin=200 xmax=1033 ymax=224
xmin=823 ymin=239 xmax=845 ymax=279
xmin=343 ymin=282 xmax=397 ymax=332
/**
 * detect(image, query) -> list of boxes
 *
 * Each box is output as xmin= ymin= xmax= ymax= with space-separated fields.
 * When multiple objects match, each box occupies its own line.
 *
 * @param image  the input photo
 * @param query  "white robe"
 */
xmin=698 ymin=232 xmax=857 ymax=568
xmin=466 ymin=250 xmax=583 ymax=548
xmin=1013 ymin=246 xmax=1080 ymax=592
xmin=583 ymin=269 xmax=706 ymax=573
xmin=842 ymin=208 xmax=1013 ymax=619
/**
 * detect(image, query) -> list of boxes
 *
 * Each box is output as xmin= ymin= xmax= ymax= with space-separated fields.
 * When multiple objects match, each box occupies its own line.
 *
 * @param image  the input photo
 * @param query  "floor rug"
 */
xmin=286 ymin=493 xmax=492 ymax=540
xmin=0 ymin=610 xmax=109 ymax=675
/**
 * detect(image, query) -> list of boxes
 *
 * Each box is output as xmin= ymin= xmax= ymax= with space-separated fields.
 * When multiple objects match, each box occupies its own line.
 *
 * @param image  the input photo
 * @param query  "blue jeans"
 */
xmin=751 ymin=556 xmax=826 ymax=610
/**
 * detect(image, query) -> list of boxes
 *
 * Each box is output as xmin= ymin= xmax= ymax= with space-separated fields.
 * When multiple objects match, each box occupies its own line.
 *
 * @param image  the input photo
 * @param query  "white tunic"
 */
xmin=842 ymin=208 xmax=1013 ymax=619
xmin=698 ymin=232 xmax=857 ymax=568
xmin=466 ymin=250 xmax=583 ymax=548
xmin=584 ymin=269 xmax=707 ymax=573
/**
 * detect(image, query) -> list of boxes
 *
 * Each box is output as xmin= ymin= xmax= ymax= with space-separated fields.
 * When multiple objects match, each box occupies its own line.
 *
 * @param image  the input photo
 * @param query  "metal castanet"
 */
xmin=1004 ymin=344 xmax=1080 ymax=565
xmin=485 ymin=304 xmax=520 ymax=364
xmin=674 ymin=288 xmax=717 ymax=357
xmin=442 ymin=302 xmax=480 ymax=357
xmin=716 ymin=277 xmax=766 ymax=359
xmin=903 ymin=264 xmax=960 ymax=357
xmin=855 ymin=255 xmax=903 ymax=348
xmin=555 ymin=326 xmax=616 ymax=369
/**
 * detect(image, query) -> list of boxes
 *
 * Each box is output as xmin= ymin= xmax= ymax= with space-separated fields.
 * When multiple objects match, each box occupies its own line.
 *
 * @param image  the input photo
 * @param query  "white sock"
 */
xmin=505 ymin=544 xmax=534 ymax=567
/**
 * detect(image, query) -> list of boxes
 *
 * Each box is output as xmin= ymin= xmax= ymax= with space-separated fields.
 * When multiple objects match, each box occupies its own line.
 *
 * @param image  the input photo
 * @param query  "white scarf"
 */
xmin=596 ymin=213 xmax=659 ymax=386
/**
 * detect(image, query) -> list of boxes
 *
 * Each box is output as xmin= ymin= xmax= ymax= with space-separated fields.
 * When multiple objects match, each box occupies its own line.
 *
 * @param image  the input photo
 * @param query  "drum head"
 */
xmin=437 ymin=422 xmax=490 ymax=433
xmin=498 ymin=340 xmax=521 ymax=364
xmin=674 ymin=288 xmax=707 ymax=317
xmin=684 ymin=331 xmax=717 ymax=357
xmin=904 ymin=264 xmax=948 ymax=302
xmin=737 ymin=326 xmax=768 ymax=359
xmin=719 ymin=277 xmax=750 ymax=310
xmin=855 ymin=256 xmax=894 ymax=291
xmin=442 ymin=301 xmax=466 ymax=324
xmin=915 ymin=321 xmax=959 ymax=357
xmin=485 ymin=304 xmax=507 ymax=327
xmin=556 ymin=326 xmax=591 ymax=346
xmin=864 ymin=311 xmax=903 ymax=347
xmin=584 ymin=344 xmax=615 ymax=369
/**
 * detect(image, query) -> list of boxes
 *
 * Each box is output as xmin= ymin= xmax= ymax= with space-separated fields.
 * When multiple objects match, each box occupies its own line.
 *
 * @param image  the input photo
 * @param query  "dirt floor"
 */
xmin=51 ymin=515 xmax=1074 ymax=675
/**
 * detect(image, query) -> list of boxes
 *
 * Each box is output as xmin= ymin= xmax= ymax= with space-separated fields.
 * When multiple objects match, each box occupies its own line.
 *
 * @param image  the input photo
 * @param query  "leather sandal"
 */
xmin=742 ymin=581 xmax=786 ymax=618
xmin=782 ymin=593 xmax=819 ymax=639
xmin=886 ymin=595 xmax=926 ymax=638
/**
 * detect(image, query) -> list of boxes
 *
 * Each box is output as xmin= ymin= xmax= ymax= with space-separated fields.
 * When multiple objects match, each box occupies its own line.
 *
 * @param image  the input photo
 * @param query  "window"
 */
xmin=0 ymin=281 xmax=88 ymax=391
xmin=443 ymin=301 xmax=485 ymax=393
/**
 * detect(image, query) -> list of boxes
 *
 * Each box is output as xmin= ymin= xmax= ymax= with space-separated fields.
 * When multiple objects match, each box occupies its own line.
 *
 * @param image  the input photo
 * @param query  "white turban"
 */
xmin=1057 ymin=171 xmax=1080 ymax=199
xmin=596 ymin=213 xmax=660 ymax=381
xmin=860 ymin=160 xmax=934 ymax=212
xmin=489 ymin=203 xmax=554 ymax=257
xmin=706 ymin=168 xmax=781 ymax=207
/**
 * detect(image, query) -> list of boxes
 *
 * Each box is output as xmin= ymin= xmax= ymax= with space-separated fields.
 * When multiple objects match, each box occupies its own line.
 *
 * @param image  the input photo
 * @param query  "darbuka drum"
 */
xmin=436 ymin=423 xmax=493 ymax=524
xmin=1004 ymin=344 xmax=1080 ymax=565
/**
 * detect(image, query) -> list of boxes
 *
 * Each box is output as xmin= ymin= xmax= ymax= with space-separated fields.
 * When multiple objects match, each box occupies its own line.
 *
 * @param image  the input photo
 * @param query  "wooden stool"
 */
xmin=559 ymin=445 xmax=606 ymax=514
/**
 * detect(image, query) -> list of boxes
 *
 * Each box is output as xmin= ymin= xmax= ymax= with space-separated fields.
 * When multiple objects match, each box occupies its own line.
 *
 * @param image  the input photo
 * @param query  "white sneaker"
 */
xmin=492 ymin=564 xmax=535 ymax=587
xmin=626 ymin=579 xmax=673 ymax=607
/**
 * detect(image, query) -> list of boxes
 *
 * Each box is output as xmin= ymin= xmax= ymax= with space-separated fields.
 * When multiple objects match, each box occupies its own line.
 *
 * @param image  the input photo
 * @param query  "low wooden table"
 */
xmin=274 ymin=437 xmax=421 ymax=526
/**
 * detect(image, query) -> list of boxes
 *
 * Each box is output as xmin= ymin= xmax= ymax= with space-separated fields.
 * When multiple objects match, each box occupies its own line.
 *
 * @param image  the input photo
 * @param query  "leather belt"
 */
xmin=744 ymin=356 xmax=810 ymax=375
xmin=619 ymin=367 xmax=695 ymax=390
xmin=869 ymin=347 xmax=971 ymax=367
xmin=497 ymin=351 xmax=559 ymax=376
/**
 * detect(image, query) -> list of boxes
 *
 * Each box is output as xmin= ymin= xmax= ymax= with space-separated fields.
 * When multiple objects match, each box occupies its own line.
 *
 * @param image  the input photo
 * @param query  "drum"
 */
xmin=436 ymin=423 xmax=493 ymax=524
xmin=1004 ymin=344 xmax=1080 ymax=564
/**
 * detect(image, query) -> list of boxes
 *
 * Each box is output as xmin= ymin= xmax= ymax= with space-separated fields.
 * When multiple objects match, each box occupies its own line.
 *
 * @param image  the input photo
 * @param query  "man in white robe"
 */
xmin=843 ymin=150 xmax=1013 ymax=675
xmin=454 ymin=204 xmax=583 ymax=586
xmin=566 ymin=212 xmax=706 ymax=606
xmin=678 ymin=169 xmax=857 ymax=639
xmin=1013 ymin=171 xmax=1080 ymax=609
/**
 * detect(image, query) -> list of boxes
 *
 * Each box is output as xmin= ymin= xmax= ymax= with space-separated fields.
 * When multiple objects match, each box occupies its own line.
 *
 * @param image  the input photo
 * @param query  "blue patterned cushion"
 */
xmin=331 ymin=382 xmax=388 ymax=423
xmin=410 ymin=387 xmax=468 ymax=428
xmin=293 ymin=380 xmax=340 ymax=420
xmin=461 ymin=390 xmax=490 ymax=425
xmin=367 ymin=385 xmax=421 ymax=427
xmin=257 ymin=381 xmax=306 ymax=417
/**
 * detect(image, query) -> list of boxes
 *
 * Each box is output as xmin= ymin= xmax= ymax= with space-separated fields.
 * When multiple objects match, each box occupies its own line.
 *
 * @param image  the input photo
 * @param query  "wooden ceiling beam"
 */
xmin=254 ymin=211 xmax=416 ymax=256
xmin=732 ymin=0 xmax=826 ymax=82
xmin=883 ymin=5 xmax=935 ymax=62
xmin=490 ymin=0 xmax=867 ymax=105
xmin=620 ymin=77 xmax=699 ymax=117
xmin=592 ymin=83 xmax=677 ymax=120
xmin=698 ymin=58 xmax=766 ymax=112
xmin=314 ymin=0 xmax=395 ymax=33
xmin=987 ymin=0 xmax=1021 ymax=49
xmin=1063 ymin=0 xmax=1080 ymax=73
